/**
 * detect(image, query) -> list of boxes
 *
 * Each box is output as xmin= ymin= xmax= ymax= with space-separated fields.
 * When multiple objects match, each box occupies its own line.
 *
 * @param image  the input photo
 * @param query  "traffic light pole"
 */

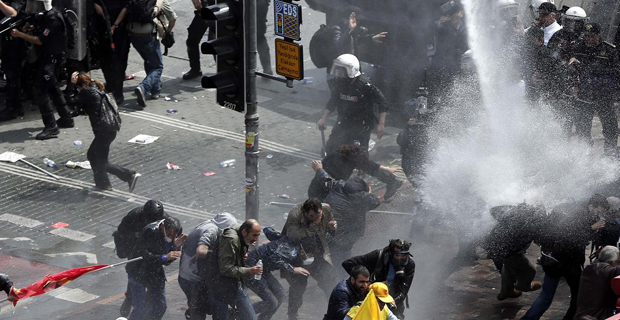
xmin=245 ymin=0 xmax=259 ymax=220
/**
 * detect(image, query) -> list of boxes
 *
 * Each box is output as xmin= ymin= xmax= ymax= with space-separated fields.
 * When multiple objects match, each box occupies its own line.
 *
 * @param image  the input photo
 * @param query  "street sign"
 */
xmin=275 ymin=39 xmax=304 ymax=80
xmin=274 ymin=0 xmax=301 ymax=41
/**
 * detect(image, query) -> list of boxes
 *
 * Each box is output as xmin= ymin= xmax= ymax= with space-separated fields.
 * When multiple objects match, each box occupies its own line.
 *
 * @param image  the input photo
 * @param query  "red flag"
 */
xmin=10 ymin=264 xmax=108 ymax=305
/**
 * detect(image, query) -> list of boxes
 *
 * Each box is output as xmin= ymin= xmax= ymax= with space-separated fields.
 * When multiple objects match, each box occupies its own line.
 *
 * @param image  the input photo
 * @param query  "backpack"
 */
xmin=98 ymin=91 xmax=122 ymax=131
xmin=309 ymin=24 xmax=336 ymax=68
xmin=112 ymin=230 xmax=133 ymax=259
xmin=128 ymin=0 xmax=159 ymax=24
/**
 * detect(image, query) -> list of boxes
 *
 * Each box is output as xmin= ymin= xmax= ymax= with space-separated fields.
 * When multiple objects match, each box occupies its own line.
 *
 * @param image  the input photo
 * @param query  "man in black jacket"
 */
xmin=115 ymin=199 xmax=166 ymax=317
xmin=125 ymin=216 xmax=186 ymax=320
xmin=316 ymin=161 xmax=380 ymax=277
xmin=342 ymin=239 xmax=415 ymax=319
xmin=324 ymin=265 xmax=370 ymax=320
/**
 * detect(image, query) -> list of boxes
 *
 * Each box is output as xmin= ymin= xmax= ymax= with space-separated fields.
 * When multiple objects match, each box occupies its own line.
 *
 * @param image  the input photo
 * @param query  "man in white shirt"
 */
xmin=538 ymin=2 xmax=562 ymax=46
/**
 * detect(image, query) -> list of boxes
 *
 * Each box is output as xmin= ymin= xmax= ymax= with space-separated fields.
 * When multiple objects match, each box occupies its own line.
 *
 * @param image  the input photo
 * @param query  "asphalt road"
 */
xmin=0 ymin=1 xmax=603 ymax=319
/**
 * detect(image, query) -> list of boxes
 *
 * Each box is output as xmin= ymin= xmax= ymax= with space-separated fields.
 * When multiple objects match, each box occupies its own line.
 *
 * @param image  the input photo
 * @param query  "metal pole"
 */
xmin=19 ymin=159 xmax=61 ymax=180
xmin=245 ymin=0 xmax=259 ymax=220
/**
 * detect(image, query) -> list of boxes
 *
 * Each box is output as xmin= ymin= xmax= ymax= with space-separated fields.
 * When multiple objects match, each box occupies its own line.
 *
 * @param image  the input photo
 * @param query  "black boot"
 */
xmin=56 ymin=105 xmax=75 ymax=128
xmin=0 ymin=106 xmax=24 ymax=121
xmin=376 ymin=168 xmax=403 ymax=200
xmin=36 ymin=114 xmax=60 ymax=140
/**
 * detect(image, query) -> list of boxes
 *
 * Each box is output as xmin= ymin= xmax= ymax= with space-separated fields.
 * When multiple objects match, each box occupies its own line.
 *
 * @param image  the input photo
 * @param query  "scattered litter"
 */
xmin=307 ymin=126 xmax=312 ymax=129
xmin=193 ymin=96 xmax=197 ymax=100
xmin=150 ymin=125 xmax=164 ymax=130
xmin=129 ymin=134 xmax=159 ymax=144
xmin=51 ymin=222 xmax=69 ymax=229
xmin=278 ymin=194 xmax=290 ymax=199
xmin=174 ymin=100 xmax=179 ymax=103
xmin=202 ymin=172 xmax=217 ymax=177
xmin=166 ymin=109 xmax=178 ymax=114
xmin=43 ymin=158 xmax=56 ymax=168
xmin=283 ymin=212 xmax=289 ymax=220
xmin=82 ymin=187 xmax=89 ymax=195
xmin=164 ymin=97 xmax=171 ymax=101
xmin=166 ymin=162 xmax=182 ymax=170
xmin=65 ymin=161 xmax=91 ymax=169
xmin=0 ymin=152 xmax=26 ymax=163
xmin=125 ymin=74 xmax=135 ymax=80
xmin=220 ymin=159 xmax=236 ymax=167
xmin=73 ymin=140 xmax=82 ymax=146
xmin=258 ymin=147 xmax=264 ymax=151
xmin=266 ymin=154 xmax=273 ymax=159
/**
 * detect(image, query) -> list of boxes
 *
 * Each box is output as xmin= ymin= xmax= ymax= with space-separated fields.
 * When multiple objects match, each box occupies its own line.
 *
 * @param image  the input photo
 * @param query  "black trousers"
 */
xmin=87 ymin=130 xmax=134 ymax=189
xmin=285 ymin=258 xmax=334 ymax=319
xmin=100 ymin=23 xmax=131 ymax=96
xmin=575 ymin=99 xmax=618 ymax=152
xmin=35 ymin=55 xmax=71 ymax=124
xmin=325 ymin=120 xmax=372 ymax=155
xmin=1 ymin=36 xmax=26 ymax=111
xmin=187 ymin=11 xmax=215 ymax=71
xmin=257 ymin=0 xmax=272 ymax=72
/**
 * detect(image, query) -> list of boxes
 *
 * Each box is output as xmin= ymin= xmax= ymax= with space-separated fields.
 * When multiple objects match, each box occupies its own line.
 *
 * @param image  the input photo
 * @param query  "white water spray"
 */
xmin=420 ymin=0 xmax=620 ymax=229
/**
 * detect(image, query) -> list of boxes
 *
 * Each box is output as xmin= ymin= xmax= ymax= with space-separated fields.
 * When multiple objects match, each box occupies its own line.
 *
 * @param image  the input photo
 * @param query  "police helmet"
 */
xmin=143 ymin=200 xmax=165 ymax=220
xmin=562 ymin=7 xmax=587 ymax=33
xmin=330 ymin=54 xmax=362 ymax=79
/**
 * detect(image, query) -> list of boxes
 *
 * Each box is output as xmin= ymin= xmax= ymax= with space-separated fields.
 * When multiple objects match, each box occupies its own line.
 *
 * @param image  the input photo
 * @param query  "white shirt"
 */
xmin=543 ymin=21 xmax=563 ymax=46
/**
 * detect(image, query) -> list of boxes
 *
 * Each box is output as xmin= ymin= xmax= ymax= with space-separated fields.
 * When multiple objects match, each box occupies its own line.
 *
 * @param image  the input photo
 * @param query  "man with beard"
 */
xmin=343 ymin=239 xmax=415 ymax=319
xmin=324 ymin=265 xmax=370 ymax=320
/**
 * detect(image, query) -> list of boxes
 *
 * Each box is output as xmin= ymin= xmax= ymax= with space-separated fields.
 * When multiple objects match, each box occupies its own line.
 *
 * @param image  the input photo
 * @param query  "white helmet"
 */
xmin=530 ymin=0 xmax=554 ymax=16
xmin=25 ymin=0 xmax=52 ymax=14
xmin=562 ymin=6 xmax=588 ymax=33
xmin=330 ymin=54 xmax=361 ymax=79
xmin=495 ymin=0 xmax=519 ymax=21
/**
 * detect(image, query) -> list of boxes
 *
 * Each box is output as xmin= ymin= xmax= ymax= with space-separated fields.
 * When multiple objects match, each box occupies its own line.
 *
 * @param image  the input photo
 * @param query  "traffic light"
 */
xmin=201 ymin=0 xmax=245 ymax=112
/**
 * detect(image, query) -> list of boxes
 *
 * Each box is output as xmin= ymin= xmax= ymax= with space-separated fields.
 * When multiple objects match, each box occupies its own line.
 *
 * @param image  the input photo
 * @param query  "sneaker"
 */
xmin=182 ymin=69 xmax=202 ymax=80
xmin=119 ymin=297 xmax=132 ymax=317
xmin=530 ymin=281 xmax=542 ymax=291
xmin=135 ymin=87 xmax=146 ymax=108
xmin=128 ymin=173 xmax=141 ymax=193
xmin=35 ymin=126 xmax=60 ymax=140
xmin=56 ymin=117 xmax=74 ymax=128
xmin=383 ymin=178 xmax=404 ymax=200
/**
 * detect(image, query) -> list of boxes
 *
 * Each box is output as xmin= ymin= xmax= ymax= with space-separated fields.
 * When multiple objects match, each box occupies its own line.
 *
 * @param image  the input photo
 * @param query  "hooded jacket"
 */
xmin=66 ymin=83 xmax=111 ymax=133
xmin=246 ymin=227 xmax=300 ymax=273
xmin=324 ymin=176 xmax=380 ymax=251
xmin=125 ymin=220 xmax=176 ymax=285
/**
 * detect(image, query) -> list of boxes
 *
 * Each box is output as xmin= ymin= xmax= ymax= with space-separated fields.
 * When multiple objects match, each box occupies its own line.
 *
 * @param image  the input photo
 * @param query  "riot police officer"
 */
xmin=0 ymin=0 xmax=27 ymax=122
xmin=317 ymin=54 xmax=388 ymax=155
xmin=569 ymin=22 xmax=620 ymax=154
xmin=11 ymin=0 xmax=74 ymax=140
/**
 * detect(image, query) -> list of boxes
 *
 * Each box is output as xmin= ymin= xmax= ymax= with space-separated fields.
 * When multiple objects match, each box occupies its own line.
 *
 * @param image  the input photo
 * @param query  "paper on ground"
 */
xmin=0 ymin=151 xmax=26 ymax=163
xmin=128 ymin=134 xmax=160 ymax=145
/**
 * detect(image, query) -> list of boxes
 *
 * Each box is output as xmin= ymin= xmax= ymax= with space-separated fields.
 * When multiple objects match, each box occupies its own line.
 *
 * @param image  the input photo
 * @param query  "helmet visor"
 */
xmin=330 ymin=65 xmax=350 ymax=79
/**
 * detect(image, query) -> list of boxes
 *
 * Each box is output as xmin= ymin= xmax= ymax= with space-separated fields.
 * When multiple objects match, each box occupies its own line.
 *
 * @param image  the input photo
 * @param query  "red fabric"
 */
xmin=10 ymin=264 xmax=108 ymax=305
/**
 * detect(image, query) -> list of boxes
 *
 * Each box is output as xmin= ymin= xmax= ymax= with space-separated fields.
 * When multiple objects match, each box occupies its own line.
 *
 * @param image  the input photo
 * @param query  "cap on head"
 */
xmin=369 ymin=282 xmax=394 ymax=303
xmin=584 ymin=22 xmax=601 ymax=34
xmin=538 ymin=2 xmax=556 ymax=15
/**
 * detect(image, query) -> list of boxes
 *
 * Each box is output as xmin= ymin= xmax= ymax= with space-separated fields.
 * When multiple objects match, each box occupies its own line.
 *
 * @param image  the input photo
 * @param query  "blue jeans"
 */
xmin=246 ymin=272 xmax=286 ymax=320
xmin=521 ymin=264 xmax=581 ymax=320
xmin=131 ymin=35 xmax=163 ymax=96
xmin=128 ymin=275 xmax=167 ymax=320
xmin=213 ymin=285 xmax=257 ymax=320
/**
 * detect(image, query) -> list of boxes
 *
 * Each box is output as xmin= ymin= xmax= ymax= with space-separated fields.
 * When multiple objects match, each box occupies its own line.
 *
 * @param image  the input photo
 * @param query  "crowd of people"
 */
xmin=108 ymin=198 xmax=415 ymax=320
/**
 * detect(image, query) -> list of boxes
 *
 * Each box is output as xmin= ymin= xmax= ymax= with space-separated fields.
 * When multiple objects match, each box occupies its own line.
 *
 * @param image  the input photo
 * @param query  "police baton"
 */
xmin=318 ymin=125 xmax=327 ymax=157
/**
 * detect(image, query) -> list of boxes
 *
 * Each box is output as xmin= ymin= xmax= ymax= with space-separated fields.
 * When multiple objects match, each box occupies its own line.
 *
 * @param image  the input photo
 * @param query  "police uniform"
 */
xmin=184 ymin=0 xmax=215 ymax=79
xmin=97 ymin=0 xmax=130 ymax=103
xmin=571 ymin=29 xmax=620 ymax=152
xmin=324 ymin=76 xmax=388 ymax=154
xmin=0 ymin=0 xmax=27 ymax=121
xmin=33 ymin=6 xmax=74 ymax=138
